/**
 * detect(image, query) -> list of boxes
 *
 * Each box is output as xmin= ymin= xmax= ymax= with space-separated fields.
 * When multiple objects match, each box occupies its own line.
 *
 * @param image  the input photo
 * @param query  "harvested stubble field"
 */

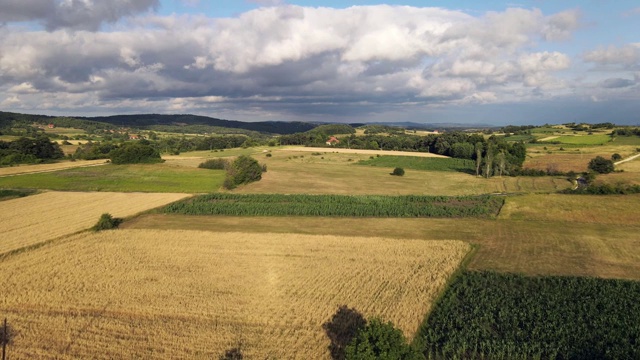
xmin=127 ymin=203 xmax=640 ymax=280
xmin=0 ymin=159 xmax=107 ymax=177
xmin=0 ymin=230 xmax=470 ymax=359
xmin=0 ymin=191 xmax=190 ymax=255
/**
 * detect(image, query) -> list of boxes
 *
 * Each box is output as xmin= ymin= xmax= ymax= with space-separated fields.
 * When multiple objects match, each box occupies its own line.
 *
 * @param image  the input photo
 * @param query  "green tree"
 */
xmin=109 ymin=142 xmax=162 ymax=164
xmin=323 ymin=306 xmax=367 ymax=360
xmin=588 ymin=156 xmax=614 ymax=174
xmin=474 ymin=142 xmax=483 ymax=177
xmin=345 ymin=318 xmax=423 ymax=360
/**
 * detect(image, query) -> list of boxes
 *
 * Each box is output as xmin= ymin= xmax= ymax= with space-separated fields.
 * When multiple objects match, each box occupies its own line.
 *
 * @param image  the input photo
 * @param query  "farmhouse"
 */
xmin=326 ymin=136 xmax=340 ymax=145
xmin=47 ymin=124 xmax=55 ymax=129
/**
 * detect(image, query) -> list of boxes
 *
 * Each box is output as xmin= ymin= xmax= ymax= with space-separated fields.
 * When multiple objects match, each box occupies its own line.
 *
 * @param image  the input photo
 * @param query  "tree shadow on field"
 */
xmin=322 ymin=305 xmax=366 ymax=360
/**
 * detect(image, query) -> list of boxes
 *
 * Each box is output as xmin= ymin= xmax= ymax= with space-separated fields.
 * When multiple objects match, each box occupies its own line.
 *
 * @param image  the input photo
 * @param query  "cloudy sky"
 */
xmin=0 ymin=0 xmax=638 ymax=125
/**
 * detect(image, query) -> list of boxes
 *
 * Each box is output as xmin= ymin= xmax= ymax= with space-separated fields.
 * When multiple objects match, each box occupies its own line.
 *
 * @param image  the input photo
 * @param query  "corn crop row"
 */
xmin=418 ymin=271 xmax=640 ymax=359
xmin=162 ymin=194 xmax=504 ymax=218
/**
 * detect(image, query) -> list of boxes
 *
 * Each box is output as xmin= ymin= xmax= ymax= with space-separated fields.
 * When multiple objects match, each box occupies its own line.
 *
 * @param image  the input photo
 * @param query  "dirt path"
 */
xmin=615 ymin=153 xmax=640 ymax=165
xmin=539 ymin=136 xmax=560 ymax=142
xmin=282 ymin=146 xmax=449 ymax=158
xmin=0 ymin=160 xmax=108 ymax=178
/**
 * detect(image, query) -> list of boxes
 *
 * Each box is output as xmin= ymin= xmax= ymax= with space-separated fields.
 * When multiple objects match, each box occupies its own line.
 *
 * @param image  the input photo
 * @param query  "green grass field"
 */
xmin=357 ymin=156 xmax=475 ymax=173
xmin=0 ymin=163 xmax=224 ymax=193
xmin=538 ymin=134 xmax=612 ymax=145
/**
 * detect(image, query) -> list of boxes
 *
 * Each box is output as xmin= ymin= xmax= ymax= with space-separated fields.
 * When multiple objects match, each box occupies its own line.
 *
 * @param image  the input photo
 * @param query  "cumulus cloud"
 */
xmin=3 ymin=4 xmax=627 ymax=121
xmin=583 ymin=44 xmax=640 ymax=69
xmin=0 ymin=0 xmax=159 ymax=31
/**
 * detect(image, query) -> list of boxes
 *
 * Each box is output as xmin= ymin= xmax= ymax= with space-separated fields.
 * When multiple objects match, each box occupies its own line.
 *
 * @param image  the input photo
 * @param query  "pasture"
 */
xmin=540 ymin=134 xmax=611 ymax=145
xmin=0 ymin=191 xmax=190 ymax=255
xmin=0 ymin=230 xmax=469 ymax=359
xmin=236 ymin=150 xmax=567 ymax=195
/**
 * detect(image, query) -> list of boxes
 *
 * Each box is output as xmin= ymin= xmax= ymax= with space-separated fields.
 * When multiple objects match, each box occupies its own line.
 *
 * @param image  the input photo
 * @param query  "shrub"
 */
xmin=391 ymin=167 xmax=405 ymax=176
xmin=588 ymin=156 xmax=614 ymax=174
xmin=92 ymin=213 xmax=122 ymax=231
xmin=265 ymin=153 xmax=272 ymax=157
xmin=611 ymin=153 xmax=622 ymax=161
xmin=223 ymin=155 xmax=263 ymax=189
xmin=198 ymin=158 xmax=228 ymax=170
xmin=345 ymin=318 xmax=422 ymax=360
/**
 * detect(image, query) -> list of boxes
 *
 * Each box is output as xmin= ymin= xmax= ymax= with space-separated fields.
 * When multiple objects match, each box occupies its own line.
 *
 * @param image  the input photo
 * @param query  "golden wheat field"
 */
xmin=0 ymin=160 xmax=108 ymax=177
xmin=0 ymin=230 xmax=470 ymax=359
xmin=0 ymin=191 xmax=190 ymax=255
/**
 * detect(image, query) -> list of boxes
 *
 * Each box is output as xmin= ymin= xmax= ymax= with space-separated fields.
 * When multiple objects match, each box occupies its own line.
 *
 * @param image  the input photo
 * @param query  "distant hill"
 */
xmin=79 ymin=114 xmax=317 ymax=135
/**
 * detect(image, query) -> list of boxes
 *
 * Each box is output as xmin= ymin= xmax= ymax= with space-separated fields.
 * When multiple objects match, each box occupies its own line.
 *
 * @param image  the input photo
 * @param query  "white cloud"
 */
xmin=583 ymin=44 xmax=640 ymax=69
xmin=2 ymin=4 xmax=624 ymax=121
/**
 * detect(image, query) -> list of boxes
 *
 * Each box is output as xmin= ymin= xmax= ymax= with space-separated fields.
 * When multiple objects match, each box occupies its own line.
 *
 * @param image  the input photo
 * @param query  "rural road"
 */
xmin=615 ymin=153 xmax=640 ymax=165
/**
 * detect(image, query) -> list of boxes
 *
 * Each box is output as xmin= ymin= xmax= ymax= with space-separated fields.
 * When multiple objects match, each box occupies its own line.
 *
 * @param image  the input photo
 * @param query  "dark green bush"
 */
xmin=109 ymin=143 xmax=162 ymax=164
xmin=345 ymin=318 xmax=423 ymax=360
xmin=223 ymin=155 xmax=263 ymax=189
xmin=391 ymin=167 xmax=405 ymax=176
xmin=588 ymin=156 xmax=614 ymax=174
xmin=198 ymin=158 xmax=228 ymax=170
xmin=92 ymin=213 xmax=122 ymax=231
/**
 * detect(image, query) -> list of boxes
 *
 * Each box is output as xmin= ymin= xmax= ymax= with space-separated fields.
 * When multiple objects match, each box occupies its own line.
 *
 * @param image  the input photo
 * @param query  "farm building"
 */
xmin=326 ymin=136 xmax=340 ymax=145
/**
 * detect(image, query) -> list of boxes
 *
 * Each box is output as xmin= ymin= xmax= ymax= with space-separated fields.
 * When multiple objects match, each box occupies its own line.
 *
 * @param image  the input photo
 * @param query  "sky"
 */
xmin=0 ymin=1 xmax=639 ymax=125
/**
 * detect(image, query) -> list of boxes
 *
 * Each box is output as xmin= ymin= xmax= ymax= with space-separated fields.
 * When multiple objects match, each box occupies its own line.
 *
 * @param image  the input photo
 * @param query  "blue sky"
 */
xmin=0 ymin=0 xmax=638 ymax=125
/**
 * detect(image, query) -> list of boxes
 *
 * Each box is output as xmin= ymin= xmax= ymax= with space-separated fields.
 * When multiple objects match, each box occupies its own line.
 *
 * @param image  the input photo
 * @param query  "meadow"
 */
xmin=0 ymin=230 xmax=469 ymax=359
xmin=357 ymin=156 xmax=475 ymax=173
xmin=539 ymin=134 xmax=612 ymax=145
xmin=0 ymin=191 xmax=190 ymax=256
xmin=0 ymin=163 xmax=223 ymax=193
xmin=236 ymin=150 xmax=567 ymax=195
